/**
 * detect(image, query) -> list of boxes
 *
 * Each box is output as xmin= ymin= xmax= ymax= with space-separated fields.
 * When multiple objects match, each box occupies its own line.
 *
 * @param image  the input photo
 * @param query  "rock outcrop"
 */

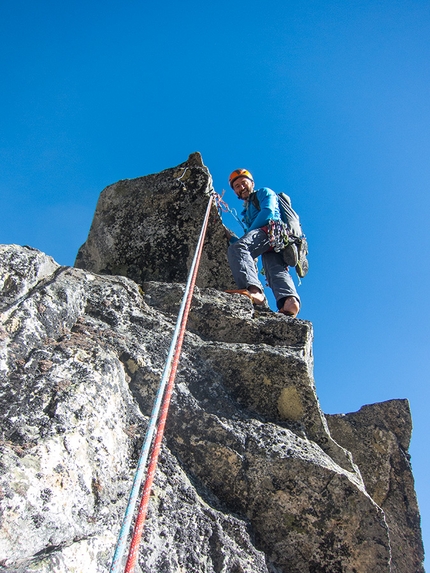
xmin=327 ymin=402 xmax=424 ymax=573
xmin=0 ymin=154 xmax=424 ymax=572
xmin=75 ymin=152 xmax=234 ymax=290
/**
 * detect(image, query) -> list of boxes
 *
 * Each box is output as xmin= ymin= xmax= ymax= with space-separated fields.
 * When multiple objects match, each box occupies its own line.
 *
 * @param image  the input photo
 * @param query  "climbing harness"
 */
xmin=110 ymin=189 xmax=216 ymax=573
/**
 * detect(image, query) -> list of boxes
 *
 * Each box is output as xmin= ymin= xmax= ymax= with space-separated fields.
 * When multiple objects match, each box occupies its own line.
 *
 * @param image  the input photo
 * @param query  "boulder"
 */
xmin=75 ymin=152 xmax=235 ymax=290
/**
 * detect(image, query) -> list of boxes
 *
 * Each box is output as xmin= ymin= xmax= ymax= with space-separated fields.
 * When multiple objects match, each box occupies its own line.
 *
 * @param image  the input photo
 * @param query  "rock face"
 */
xmin=75 ymin=152 xmax=235 ymax=290
xmin=0 ymin=154 xmax=425 ymax=572
xmin=327 ymin=402 xmax=424 ymax=573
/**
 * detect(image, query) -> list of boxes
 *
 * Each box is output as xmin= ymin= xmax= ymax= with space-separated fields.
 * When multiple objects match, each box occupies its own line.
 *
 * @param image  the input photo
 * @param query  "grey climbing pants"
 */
xmin=227 ymin=228 xmax=300 ymax=307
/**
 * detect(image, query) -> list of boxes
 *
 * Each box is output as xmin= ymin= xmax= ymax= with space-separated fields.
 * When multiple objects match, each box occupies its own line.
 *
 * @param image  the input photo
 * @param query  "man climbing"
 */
xmin=226 ymin=168 xmax=300 ymax=318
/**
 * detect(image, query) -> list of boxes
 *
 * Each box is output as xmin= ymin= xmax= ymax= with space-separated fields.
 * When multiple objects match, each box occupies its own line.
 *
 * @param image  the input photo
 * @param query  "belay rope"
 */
xmin=110 ymin=190 xmax=215 ymax=573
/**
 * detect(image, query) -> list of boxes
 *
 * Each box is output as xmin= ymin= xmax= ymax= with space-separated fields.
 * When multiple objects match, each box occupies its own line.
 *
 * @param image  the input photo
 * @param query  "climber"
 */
xmin=225 ymin=169 xmax=300 ymax=317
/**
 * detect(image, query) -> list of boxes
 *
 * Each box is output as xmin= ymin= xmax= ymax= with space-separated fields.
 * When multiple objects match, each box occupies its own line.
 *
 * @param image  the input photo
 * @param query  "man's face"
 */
xmin=232 ymin=176 xmax=254 ymax=200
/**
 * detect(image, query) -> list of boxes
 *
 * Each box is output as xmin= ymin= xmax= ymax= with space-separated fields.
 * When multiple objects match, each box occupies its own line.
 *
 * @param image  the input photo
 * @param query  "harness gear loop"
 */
xmin=109 ymin=191 xmax=216 ymax=573
xmin=267 ymin=219 xmax=291 ymax=252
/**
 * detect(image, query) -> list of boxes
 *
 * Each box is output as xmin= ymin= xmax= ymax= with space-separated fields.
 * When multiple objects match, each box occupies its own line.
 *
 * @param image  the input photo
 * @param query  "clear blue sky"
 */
xmin=1 ymin=0 xmax=429 ymax=564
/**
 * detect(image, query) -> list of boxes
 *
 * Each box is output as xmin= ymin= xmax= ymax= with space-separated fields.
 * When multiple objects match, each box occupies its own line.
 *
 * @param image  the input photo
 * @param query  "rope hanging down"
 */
xmin=110 ymin=190 xmax=216 ymax=573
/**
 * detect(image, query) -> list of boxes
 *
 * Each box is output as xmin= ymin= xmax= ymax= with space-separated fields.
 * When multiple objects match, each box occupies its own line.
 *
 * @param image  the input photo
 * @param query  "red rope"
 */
xmin=123 ymin=195 xmax=213 ymax=573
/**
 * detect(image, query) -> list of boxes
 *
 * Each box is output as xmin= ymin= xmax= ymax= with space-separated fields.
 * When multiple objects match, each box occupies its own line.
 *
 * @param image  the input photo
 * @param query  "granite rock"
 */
xmin=75 ymin=152 xmax=235 ymax=290
xmin=328 ymin=402 xmax=424 ymax=573
xmin=0 ymin=154 xmax=424 ymax=572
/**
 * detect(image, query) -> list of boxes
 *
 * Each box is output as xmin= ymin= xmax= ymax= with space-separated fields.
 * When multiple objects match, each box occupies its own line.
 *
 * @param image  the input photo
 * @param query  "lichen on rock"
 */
xmin=0 ymin=154 xmax=425 ymax=573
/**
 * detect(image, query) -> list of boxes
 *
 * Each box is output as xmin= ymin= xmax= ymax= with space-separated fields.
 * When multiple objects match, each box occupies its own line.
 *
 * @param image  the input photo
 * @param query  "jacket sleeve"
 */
xmin=247 ymin=187 xmax=279 ymax=231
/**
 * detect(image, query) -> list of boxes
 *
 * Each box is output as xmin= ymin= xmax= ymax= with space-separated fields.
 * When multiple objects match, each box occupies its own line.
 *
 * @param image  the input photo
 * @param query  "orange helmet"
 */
xmin=229 ymin=168 xmax=253 ymax=188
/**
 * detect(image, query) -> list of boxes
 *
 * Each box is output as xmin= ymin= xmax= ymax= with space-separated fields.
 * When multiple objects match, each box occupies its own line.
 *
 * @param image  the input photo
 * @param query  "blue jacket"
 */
xmin=242 ymin=187 xmax=280 ymax=232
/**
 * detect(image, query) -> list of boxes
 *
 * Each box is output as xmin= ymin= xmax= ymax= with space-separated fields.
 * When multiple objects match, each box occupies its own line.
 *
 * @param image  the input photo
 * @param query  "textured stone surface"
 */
xmin=0 ymin=244 xmax=423 ymax=572
xmin=0 ymin=155 xmax=425 ymax=572
xmin=0 ymin=246 xmax=267 ymax=572
xmin=328 ymin=402 xmax=425 ymax=573
xmin=75 ymin=152 xmax=235 ymax=290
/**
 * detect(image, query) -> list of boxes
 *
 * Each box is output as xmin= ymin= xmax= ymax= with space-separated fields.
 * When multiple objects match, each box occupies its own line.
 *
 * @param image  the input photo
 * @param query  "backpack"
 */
xmin=250 ymin=191 xmax=309 ymax=278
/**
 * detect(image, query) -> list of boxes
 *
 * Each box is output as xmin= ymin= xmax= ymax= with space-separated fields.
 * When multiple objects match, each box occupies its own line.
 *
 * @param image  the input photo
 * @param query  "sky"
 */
xmin=1 ymin=0 xmax=429 ymax=565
